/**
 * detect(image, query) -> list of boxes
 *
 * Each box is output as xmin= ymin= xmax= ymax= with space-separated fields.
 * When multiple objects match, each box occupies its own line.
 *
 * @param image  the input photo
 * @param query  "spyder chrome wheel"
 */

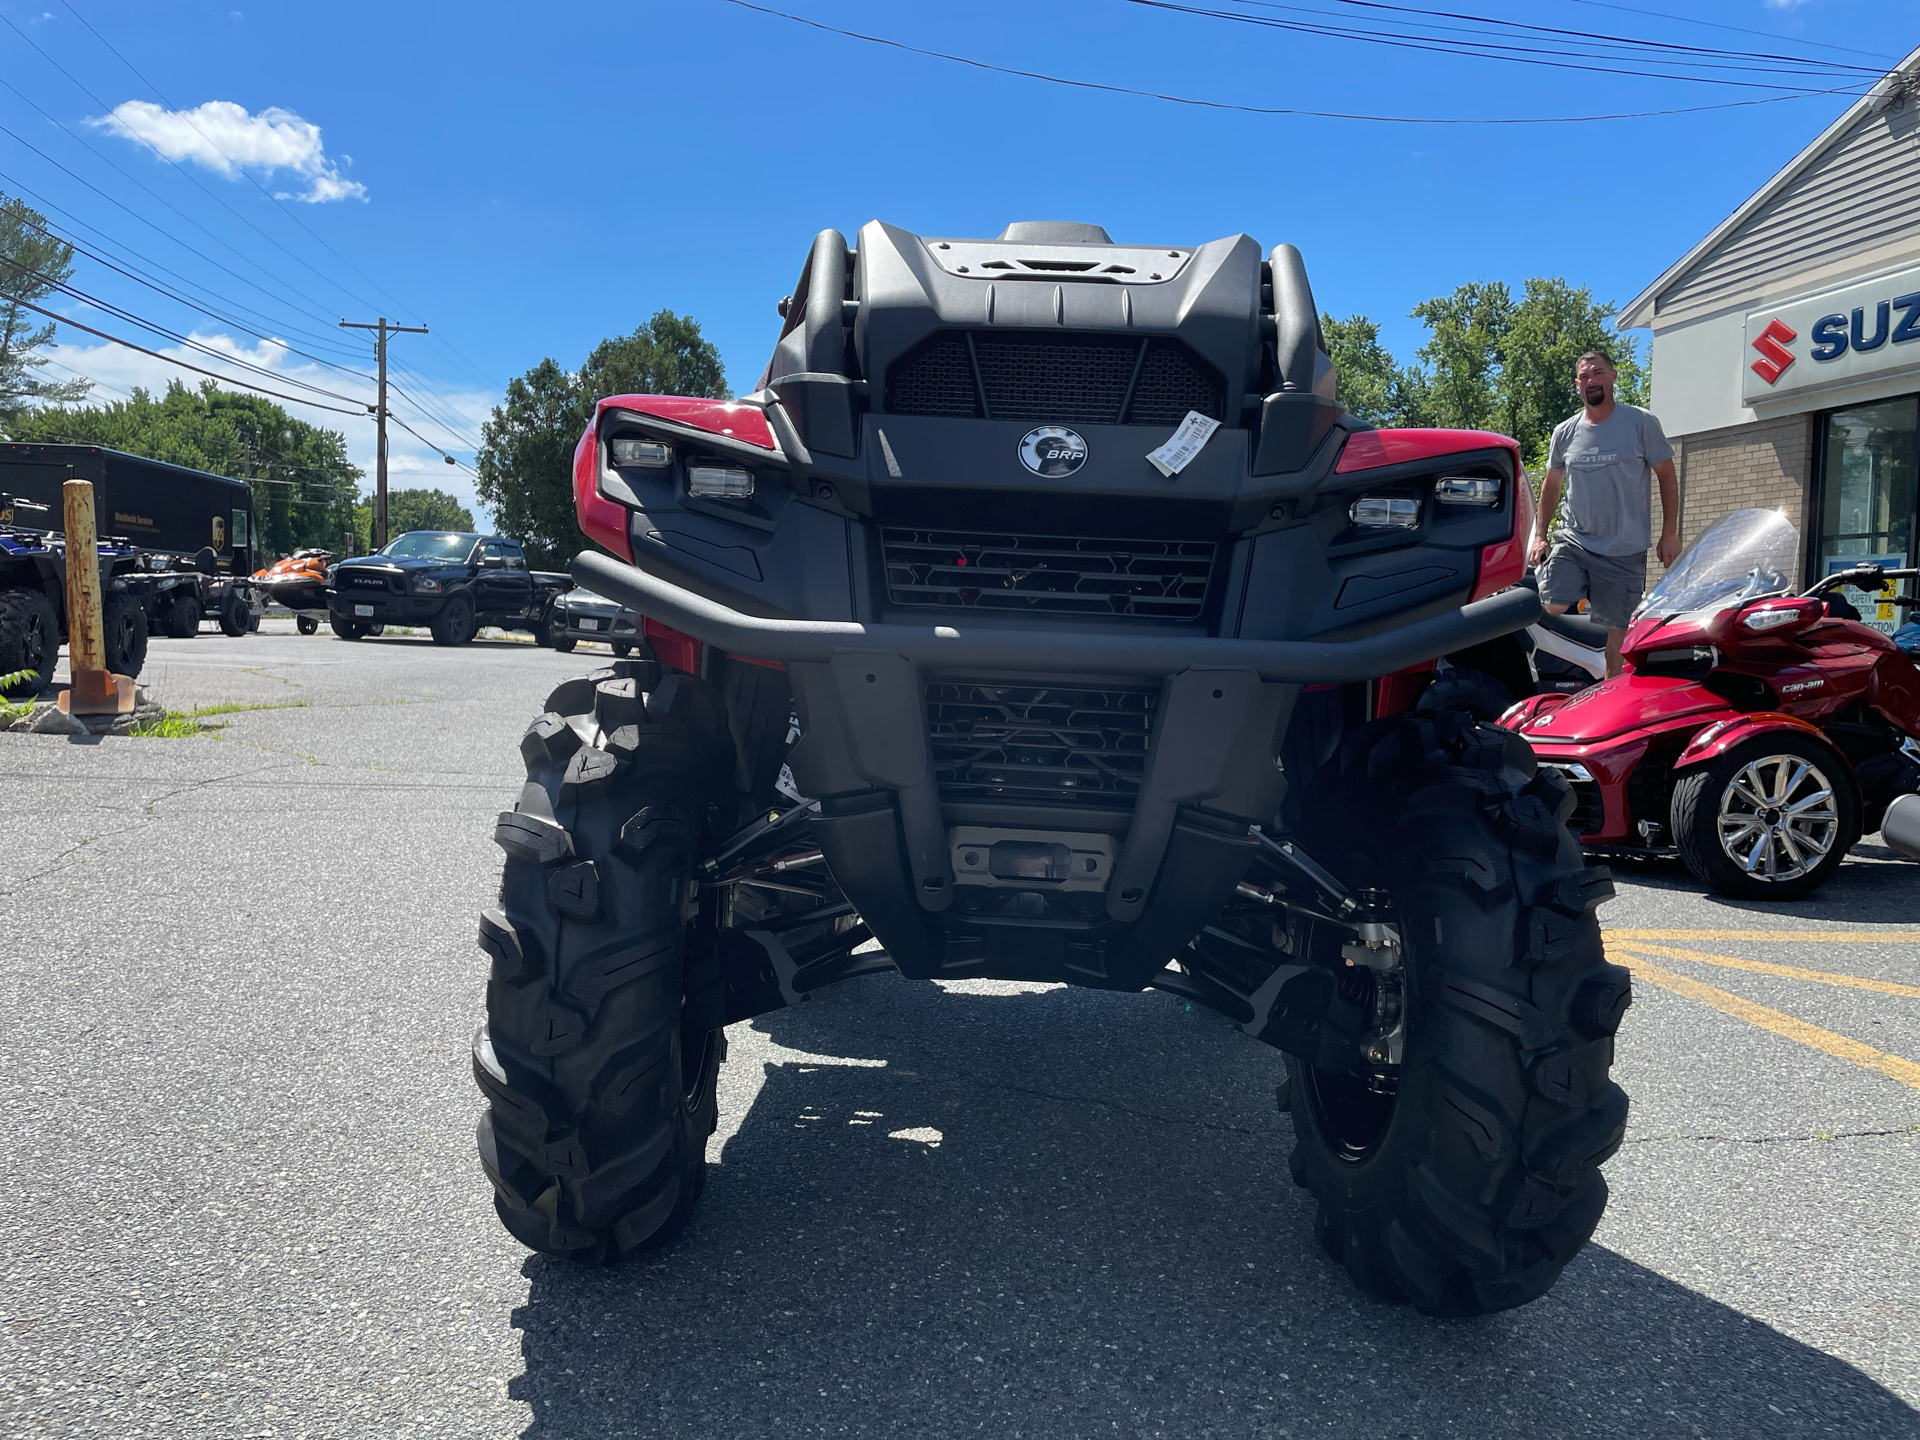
xmin=1715 ymin=752 xmax=1839 ymax=882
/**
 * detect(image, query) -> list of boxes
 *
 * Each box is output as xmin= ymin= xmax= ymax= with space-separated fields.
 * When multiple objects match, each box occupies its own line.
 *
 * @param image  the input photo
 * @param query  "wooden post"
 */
xmin=57 ymin=478 xmax=134 ymax=715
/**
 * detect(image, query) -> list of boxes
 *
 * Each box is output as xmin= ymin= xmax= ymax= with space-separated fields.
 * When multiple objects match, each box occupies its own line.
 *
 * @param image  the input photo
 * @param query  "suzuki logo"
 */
xmin=1750 ymin=318 xmax=1796 ymax=386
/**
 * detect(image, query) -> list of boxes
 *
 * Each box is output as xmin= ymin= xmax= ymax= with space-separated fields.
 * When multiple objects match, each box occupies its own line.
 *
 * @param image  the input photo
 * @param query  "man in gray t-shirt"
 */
xmin=1529 ymin=350 xmax=1679 ymax=676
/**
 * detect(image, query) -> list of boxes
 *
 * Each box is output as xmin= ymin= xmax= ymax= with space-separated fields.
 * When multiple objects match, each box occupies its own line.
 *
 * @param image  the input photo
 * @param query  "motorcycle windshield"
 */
xmin=1635 ymin=508 xmax=1799 ymax=622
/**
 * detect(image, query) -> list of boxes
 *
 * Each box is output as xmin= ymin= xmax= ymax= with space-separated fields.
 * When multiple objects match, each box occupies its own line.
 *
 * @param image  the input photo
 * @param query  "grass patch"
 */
xmin=128 ymin=698 xmax=309 ymax=738
xmin=191 ymin=699 xmax=309 ymax=719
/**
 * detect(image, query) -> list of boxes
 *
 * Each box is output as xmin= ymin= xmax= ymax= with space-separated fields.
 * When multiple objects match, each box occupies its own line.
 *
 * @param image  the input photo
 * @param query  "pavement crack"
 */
xmin=1626 ymin=1125 xmax=1920 ymax=1146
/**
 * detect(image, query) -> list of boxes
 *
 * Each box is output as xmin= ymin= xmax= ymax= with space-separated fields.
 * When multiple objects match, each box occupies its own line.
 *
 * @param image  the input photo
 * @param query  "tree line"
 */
xmin=1323 ymin=277 xmax=1648 ymax=472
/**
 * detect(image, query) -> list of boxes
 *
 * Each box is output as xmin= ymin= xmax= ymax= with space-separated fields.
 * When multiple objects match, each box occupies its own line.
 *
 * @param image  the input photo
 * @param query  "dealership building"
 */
xmin=1620 ymin=48 xmax=1920 ymax=624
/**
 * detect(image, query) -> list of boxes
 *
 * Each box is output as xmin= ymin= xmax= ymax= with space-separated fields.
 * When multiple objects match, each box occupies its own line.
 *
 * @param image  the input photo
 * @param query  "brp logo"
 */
xmin=1018 ymin=426 xmax=1088 ymax=478
xmin=1750 ymin=319 xmax=1797 ymax=386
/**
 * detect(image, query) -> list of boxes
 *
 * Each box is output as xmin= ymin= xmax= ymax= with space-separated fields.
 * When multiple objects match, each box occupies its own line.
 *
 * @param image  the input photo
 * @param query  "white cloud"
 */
xmin=91 ymin=100 xmax=366 ymax=203
xmin=40 ymin=330 xmax=497 ymax=525
xmin=1763 ymin=0 xmax=1817 ymax=9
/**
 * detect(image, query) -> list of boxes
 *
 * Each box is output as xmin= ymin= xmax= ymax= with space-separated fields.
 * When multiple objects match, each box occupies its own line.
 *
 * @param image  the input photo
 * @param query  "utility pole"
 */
xmin=339 ymin=316 xmax=428 ymax=551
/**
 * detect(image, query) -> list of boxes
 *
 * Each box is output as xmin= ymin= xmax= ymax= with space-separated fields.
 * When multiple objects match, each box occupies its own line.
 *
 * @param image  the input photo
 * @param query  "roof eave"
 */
xmin=1617 ymin=48 xmax=1920 ymax=331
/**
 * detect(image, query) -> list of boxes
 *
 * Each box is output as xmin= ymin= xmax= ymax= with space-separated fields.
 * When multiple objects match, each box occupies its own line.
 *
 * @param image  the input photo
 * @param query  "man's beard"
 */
xmin=1583 ymin=385 xmax=1606 ymax=405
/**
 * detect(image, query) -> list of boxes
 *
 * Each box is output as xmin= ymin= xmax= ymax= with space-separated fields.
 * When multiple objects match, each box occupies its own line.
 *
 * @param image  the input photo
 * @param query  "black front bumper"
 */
xmin=574 ymin=549 xmax=1540 ymax=989
xmin=328 ymin=592 xmax=445 ymax=623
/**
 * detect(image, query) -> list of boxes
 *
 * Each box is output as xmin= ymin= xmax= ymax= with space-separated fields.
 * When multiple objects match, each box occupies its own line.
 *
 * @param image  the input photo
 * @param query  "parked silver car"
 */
xmin=550 ymin=585 xmax=640 ymax=654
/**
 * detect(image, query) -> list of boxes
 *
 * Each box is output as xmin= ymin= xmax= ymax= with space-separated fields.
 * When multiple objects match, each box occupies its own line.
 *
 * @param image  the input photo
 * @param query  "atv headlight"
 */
xmin=413 ymin=575 xmax=442 ymax=594
xmin=1435 ymin=476 xmax=1500 ymax=506
xmin=688 ymin=464 xmax=754 ymax=499
xmin=611 ymin=437 xmax=673 ymax=468
xmin=1349 ymin=495 xmax=1419 ymax=529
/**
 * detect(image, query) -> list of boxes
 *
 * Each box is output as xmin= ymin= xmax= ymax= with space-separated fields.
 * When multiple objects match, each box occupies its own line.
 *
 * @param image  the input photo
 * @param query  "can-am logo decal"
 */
xmin=1018 ymin=426 xmax=1088 ymax=478
xmin=1750 ymin=319 xmax=1797 ymax=386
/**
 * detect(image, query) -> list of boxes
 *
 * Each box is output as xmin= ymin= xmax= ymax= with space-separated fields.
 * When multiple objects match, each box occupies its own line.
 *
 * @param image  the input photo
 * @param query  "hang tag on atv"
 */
xmin=1146 ymin=411 xmax=1220 ymax=478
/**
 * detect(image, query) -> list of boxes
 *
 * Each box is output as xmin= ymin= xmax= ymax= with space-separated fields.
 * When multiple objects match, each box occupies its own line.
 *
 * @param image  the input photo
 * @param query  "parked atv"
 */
xmin=471 ymin=221 xmax=1629 ymax=1316
xmin=1504 ymin=507 xmax=1920 ymax=899
xmin=0 ymin=495 xmax=149 ymax=697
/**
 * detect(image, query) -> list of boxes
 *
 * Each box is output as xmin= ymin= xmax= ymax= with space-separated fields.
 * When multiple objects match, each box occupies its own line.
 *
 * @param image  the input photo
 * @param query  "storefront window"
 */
xmin=1817 ymin=396 xmax=1917 ymax=631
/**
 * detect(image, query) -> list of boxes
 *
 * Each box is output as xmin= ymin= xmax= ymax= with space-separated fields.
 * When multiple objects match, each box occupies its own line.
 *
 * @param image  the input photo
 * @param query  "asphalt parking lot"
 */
xmin=2 ymin=621 xmax=1917 ymax=1439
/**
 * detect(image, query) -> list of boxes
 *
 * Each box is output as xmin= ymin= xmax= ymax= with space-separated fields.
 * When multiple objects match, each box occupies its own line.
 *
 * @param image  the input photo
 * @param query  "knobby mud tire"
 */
xmin=1416 ymin=668 xmax=1517 ymax=724
xmin=102 ymin=591 xmax=148 ymax=679
xmin=163 ymin=593 xmax=202 ymax=639
xmin=0 ymin=588 xmax=59 ymax=696
xmin=475 ymin=661 xmax=735 ymax=1261
xmin=1285 ymin=711 xmax=1630 ymax=1316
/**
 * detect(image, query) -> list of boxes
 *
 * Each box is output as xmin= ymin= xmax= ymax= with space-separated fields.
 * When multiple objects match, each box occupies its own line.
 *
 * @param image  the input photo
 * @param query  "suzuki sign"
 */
xmin=1741 ymin=260 xmax=1920 ymax=405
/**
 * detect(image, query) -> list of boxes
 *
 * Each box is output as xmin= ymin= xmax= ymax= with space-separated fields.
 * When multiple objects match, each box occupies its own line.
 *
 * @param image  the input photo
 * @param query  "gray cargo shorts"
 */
xmin=1538 ymin=541 xmax=1647 ymax=630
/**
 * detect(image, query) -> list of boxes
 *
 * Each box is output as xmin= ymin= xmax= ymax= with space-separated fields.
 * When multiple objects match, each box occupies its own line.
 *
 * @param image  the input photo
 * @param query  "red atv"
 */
xmin=473 ymin=220 xmax=1630 ymax=1316
xmin=1505 ymin=508 xmax=1920 ymax=899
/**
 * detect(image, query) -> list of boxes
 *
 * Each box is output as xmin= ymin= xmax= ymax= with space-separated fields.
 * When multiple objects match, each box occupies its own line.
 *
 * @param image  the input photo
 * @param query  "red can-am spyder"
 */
xmin=1503 ymin=508 xmax=1920 ymax=899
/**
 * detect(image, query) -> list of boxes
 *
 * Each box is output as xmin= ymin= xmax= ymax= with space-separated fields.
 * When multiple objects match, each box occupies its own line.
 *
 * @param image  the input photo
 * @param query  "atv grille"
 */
xmin=975 ymin=336 xmax=1138 ymax=426
xmin=883 ymin=527 xmax=1215 ymax=620
xmin=927 ymin=680 xmax=1155 ymax=805
xmin=884 ymin=332 xmax=1226 ymax=426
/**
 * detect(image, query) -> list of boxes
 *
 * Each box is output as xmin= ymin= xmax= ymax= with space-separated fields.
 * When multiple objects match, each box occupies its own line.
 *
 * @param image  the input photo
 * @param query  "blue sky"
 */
xmin=4 ymin=0 xmax=1913 ymax=522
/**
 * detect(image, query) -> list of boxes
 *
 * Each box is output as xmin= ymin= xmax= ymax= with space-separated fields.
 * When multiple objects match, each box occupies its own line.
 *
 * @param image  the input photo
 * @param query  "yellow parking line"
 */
xmin=1608 ymin=930 xmax=1920 ymax=944
xmin=1613 ymin=952 xmax=1920 ymax=1092
xmin=1607 ymin=940 xmax=1920 ymax=1000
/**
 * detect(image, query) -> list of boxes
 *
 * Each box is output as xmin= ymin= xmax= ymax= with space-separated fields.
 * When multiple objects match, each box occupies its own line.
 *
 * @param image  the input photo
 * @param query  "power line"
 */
xmin=1128 ymin=0 xmax=1864 ymax=92
xmin=0 ymin=165 xmax=377 ymax=364
xmin=0 ymin=11 xmax=384 ymax=321
xmin=56 ymin=0 xmax=505 ymax=396
xmin=1219 ymin=0 xmax=1886 ymax=76
xmin=717 ymin=0 xmax=1874 ymax=123
xmin=11 ymin=206 xmax=383 ymax=384
xmin=1553 ymin=0 xmax=1899 ymax=63
xmin=8 ymin=294 xmax=369 ymax=416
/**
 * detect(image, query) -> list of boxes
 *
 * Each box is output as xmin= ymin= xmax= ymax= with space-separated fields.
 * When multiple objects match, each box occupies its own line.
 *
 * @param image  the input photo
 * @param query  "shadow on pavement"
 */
xmin=509 ymin=979 xmax=1919 ymax=1439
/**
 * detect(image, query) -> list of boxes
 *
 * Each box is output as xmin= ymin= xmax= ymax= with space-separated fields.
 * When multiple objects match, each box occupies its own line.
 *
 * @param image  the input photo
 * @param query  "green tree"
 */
xmin=353 ymin=487 xmax=475 ymax=551
xmin=9 ymin=379 xmax=361 ymax=556
xmin=0 ymin=193 xmax=90 ymax=427
xmin=1411 ymin=281 xmax=1515 ymax=435
xmin=1321 ymin=312 xmax=1429 ymax=429
xmin=477 ymin=309 xmax=728 ymax=569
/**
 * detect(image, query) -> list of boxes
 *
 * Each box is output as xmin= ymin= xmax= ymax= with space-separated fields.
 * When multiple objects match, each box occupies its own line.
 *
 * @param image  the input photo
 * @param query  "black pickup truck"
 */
xmin=326 ymin=531 xmax=572 ymax=644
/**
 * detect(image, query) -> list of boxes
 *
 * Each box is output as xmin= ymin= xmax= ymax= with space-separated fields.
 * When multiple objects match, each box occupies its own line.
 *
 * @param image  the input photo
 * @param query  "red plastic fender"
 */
xmin=1674 ymin=711 xmax=1829 ymax=771
xmin=572 ymin=420 xmax=633 ymax=562
xmin=1373 ymin=660 xmax=1434 ymax=717
xmin=1497 ymin=691 xmax=1570 ymax=731
xmin=1867 ymin=650 xmax=1920 ymax=737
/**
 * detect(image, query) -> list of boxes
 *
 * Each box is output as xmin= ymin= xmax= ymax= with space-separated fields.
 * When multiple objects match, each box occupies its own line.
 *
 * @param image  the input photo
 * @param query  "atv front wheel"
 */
xmin=163 ymin=592 xmax=202 ymax=639
xmin=0 ymin=588 xmax=59 ymax=697
xmin=103 ymin=591 xmax=148 ymax=679
xmin=475 ymin=661 xmax=735 ymax=1260
xmin=1285 ymin=713 xmax=1629 ymax=1316
xmin=1671 ymin=734 xmax=1855 ymax=900
xmin=1416 ymin=666 xmax=1516 ymax=723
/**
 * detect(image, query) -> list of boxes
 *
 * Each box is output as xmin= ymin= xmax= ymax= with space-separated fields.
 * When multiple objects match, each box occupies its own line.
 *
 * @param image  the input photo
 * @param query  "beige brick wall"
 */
xmin=1670 ymin=413 xmax=1815 ymax=585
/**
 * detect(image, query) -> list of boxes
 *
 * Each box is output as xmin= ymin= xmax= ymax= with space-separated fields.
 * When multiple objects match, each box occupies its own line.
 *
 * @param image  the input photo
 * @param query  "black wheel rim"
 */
xmin=1300 ymin=916 xmax=1403 ymax=1165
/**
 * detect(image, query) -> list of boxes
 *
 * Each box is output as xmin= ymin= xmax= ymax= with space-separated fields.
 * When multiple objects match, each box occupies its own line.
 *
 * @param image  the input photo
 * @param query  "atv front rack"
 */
xmin=574 ymin=549 xmax=1540 ymax=990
